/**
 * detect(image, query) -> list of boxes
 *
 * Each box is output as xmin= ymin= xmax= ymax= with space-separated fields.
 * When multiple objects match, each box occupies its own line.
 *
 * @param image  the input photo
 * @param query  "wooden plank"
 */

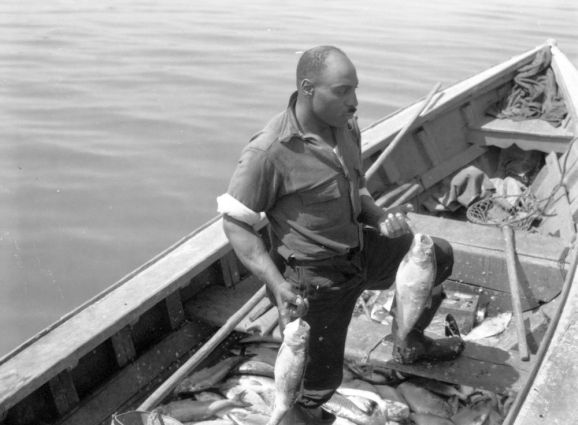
xmin=513 ymin=249 xmax=578 ymax=425
xmin=409 ymin=213 xmax=566 ymax=308
xmin=361 ymin=45 xmax=546 ymax=158
xmin=420 ymin=145 xmax=488 ymax=189
xmin=220 ymin=250 xmax=241 ymax=288
xmin=468 ymin=128 xmax=570 ymax=153
xmin=415 ymin=126 xmax=442 ymax=166
xmin=551 ymin=44 xmax=578 ymax=134
xmin=110 ymin=326 xmax=136 ymax=368
xmin=345 ymin=317 xmax=530 ymax=394
xmin=165 ymin=291 xmax=186 ymax=330
xmin=0 ymin=217 xmax=235 ymax=415
xmin=531 ymin=152 xmax=576 ymax=242
xmin=48 ymin=370 xmax=79 ymax=417
xmin=59 ymin=321 xmax=213 ymax=425
xmin=479 ymin=117 xmax=573 ymax=138
xmin=185 ymin=275 xmax=264 ymax=330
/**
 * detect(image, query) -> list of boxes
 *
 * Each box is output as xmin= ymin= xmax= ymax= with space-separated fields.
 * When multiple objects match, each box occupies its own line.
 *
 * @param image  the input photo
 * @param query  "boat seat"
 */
xmin=467 ymin=115 xmax=574 ymax=153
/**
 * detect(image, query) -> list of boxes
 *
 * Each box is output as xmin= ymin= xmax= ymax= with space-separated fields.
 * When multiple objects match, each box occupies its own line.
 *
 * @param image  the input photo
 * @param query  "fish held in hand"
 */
xmin=266 ymin=318 xmax=310 ymax=425
xmin=394 ymin=233 xmax=437 ymax=341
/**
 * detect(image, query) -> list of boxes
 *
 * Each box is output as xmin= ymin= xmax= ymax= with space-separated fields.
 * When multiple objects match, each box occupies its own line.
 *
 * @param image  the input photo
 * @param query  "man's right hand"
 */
xmin=271 ymin=280 xmax=309 ymax=330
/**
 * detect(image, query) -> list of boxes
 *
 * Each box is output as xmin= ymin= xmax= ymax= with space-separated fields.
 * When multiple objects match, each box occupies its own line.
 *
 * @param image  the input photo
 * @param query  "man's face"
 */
xmin=310 ymin=53 xmax=359 ymax=128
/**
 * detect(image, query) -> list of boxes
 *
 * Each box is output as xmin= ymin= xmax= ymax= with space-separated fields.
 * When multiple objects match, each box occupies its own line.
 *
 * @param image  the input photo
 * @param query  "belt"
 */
xmin=286 ymin=246 xmax=360 ymax=267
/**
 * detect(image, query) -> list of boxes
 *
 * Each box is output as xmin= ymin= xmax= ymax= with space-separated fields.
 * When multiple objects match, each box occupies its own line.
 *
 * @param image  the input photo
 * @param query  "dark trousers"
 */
xmin=276 ymin=228 xmax=454 ymax=408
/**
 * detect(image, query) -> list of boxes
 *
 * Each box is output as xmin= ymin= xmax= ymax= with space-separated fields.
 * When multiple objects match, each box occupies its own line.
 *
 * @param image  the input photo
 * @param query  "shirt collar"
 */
xmin=278 ymin=91 xmax=308 ymax=144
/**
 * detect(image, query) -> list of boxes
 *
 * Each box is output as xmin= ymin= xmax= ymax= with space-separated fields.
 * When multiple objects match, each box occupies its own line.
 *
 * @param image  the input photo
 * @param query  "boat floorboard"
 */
xmin=188 ymin=276 xmax=556 ymax=396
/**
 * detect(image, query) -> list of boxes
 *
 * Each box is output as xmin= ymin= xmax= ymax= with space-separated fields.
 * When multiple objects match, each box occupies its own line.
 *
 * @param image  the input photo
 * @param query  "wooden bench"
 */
xmin=468 ymin=116 xmax=574 ymax=153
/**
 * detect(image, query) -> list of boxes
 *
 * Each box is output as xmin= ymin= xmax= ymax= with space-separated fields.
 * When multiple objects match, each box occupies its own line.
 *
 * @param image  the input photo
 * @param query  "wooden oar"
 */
xmin=365 ymin=82 xmax=442 ymax=180
xmin=502 ymin=225 xmax=530 ymax=361
xmin=138 ymin=284 xmax=267 ymax=411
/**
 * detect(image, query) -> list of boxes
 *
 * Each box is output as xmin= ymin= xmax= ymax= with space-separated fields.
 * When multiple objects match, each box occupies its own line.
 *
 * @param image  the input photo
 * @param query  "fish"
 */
xmin=323 ymin=392 xmax=375 ymax=425
xmin=397 ymin=382 xmax=453 ymax=418
xmin=373 ymin=384 xmax=406 ymax=405
xmin=451 ymin=402 xmax=492 ymax=425
xmin=266 ymin=318 xmax=310 ymax=425
xmin=336 ymin=387 xmax=410 ymax=422
xmin=182 ymin=420 xmax=234 ymax=425
xmin=220 ymin=375 xmax=276 ymax=406
xmin=463 ymin=312 xmax=512 ymax=341
xmin=410 ymin=413 xmax=455 ymax=425
xmin=234 ymin=359 xmax=275 ymax=378
xmin=227 ymin=411 xmax=270 ymax=425
xmin=409 ymin=377 xmax=468 ymax=401
xmin=154 ymin=392 xmax=248 ymax=423
xmin=346 ymin=362 xmax=403 ymax=386
xmin=394 ymin=233 xmax=437 ymax=341
xmin=174 ymin=356 xmax=247 ymax=395
xmin=221 ymin=384 xmax=271 ymax=416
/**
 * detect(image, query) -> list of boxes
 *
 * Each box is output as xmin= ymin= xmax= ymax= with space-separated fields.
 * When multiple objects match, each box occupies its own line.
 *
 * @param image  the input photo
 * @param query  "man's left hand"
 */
xmin=378 ymin=204 xmax=414 ymax=238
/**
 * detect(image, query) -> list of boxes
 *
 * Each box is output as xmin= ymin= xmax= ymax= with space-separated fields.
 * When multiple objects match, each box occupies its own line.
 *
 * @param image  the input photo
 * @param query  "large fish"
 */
xmin=154 ymin=392 xmax=247 ymax=423
xmin=266 ymin=318 xmax=310 ymax=425
xmin=174 ymin=356 xmax=247 ymax=395
xmin=394 ymin=233 xmax=437 ymax=341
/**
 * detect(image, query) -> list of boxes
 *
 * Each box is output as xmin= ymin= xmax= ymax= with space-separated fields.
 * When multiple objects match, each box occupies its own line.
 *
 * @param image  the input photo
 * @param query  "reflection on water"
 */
xmin=0 ymin=0 xmax=577 ymax=355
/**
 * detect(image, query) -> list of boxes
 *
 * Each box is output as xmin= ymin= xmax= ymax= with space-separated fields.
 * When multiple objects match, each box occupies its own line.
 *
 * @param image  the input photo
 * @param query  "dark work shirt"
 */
xmin=227 ymin=92 xmax=365 ymax=261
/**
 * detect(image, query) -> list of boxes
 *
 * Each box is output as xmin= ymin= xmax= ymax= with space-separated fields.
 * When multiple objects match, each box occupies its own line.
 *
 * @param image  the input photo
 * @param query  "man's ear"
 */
xmin=300 ymin=79 xmax=314 ymax=96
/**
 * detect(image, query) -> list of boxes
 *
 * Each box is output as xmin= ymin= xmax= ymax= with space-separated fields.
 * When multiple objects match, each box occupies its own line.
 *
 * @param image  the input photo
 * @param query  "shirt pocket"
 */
xmin=300 ymin=178 xmax=342 ymax=205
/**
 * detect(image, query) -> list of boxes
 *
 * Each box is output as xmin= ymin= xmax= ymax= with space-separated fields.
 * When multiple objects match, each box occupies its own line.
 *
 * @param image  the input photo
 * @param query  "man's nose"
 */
xmin=348 ymin=91 xmax=358 ymax=108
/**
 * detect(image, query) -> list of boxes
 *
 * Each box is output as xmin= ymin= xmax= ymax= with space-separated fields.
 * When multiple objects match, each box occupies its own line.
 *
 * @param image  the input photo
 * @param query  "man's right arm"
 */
xmin=222 ymin=214 xmax=300 ymax=328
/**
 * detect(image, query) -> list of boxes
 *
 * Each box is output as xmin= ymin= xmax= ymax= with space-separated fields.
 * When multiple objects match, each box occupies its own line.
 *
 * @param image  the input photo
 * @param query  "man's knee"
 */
xmin=433 ymin=237 xmax=453 ymax=285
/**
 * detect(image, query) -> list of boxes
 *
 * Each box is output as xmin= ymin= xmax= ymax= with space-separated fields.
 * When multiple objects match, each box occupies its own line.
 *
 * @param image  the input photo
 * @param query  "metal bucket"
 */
xmin=111 ymin=411 xmax=183 ymax=425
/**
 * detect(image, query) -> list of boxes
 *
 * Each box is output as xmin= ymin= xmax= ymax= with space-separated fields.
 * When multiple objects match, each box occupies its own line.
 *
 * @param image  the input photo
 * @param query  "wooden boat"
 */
xmin=1 ymin=39 xmax=577 ymax=425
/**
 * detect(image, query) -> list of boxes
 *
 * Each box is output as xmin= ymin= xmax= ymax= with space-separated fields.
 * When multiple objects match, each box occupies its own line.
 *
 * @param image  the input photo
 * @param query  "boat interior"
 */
xmin=1 ymin=43 xmax=577 ymax=425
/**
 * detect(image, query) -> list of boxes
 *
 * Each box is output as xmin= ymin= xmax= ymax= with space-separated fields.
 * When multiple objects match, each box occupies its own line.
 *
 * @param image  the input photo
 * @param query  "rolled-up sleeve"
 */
xmin=225 ymin=146 xmax=280 ymax=215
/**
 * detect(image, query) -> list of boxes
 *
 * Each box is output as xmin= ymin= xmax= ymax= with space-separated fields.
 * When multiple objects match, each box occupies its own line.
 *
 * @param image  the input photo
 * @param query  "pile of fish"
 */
xmin=149 ymin=336 xmax=513 ymax=425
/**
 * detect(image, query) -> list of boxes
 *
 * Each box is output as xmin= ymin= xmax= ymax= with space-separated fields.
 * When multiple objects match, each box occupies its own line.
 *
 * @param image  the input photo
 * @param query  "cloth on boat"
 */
xmin=421 ymin=165 xmax=495 ymax=212
xmin=269 ymin=227 xmax=454 ymax=408
xmin=420 ymin=146 xmax=544 ymax=213
xmin=487 ymin=49 xmax=567 ymax=127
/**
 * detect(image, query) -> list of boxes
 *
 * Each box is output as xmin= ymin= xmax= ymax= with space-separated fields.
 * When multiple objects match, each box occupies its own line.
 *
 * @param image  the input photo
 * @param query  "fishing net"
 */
xmin=466 ymin=192 xmax=540 ymax=230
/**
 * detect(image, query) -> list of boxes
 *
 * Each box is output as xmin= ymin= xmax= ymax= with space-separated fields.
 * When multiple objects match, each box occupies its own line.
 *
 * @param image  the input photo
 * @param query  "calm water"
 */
xmin=1 ymin=0 xmax=577 ymax=356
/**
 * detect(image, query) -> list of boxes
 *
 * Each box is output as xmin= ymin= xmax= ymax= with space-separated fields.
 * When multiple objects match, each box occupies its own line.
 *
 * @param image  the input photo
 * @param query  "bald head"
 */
xmin=296 ymin=45 xmax=349 ymax=88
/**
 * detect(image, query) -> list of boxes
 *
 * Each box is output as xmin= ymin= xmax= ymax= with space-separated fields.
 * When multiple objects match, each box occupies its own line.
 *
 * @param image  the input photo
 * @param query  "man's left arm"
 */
xmin=359 ymin=188 xmax=413 ymax=238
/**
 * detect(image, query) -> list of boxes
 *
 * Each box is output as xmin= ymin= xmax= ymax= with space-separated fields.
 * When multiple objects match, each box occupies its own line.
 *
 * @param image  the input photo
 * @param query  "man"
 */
xmin=217 ymin=46 xmax=464 ymax=424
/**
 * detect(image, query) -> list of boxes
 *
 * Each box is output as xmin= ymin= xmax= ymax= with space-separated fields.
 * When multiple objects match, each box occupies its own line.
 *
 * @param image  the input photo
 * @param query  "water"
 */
xmin=1 ymin=0 xmax=577 ymax=356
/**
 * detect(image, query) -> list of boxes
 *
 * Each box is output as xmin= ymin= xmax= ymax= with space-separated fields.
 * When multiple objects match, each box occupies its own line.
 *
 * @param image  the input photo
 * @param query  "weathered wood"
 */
xmin=110 ymin=326 xmax=136 ymax=368
xmin=165 ymin=291 xmax=186 ymax=330
xmin=345 ymin=317 xmax=530 ymax=394
xmin=551 ymin=44 xmax=578 ymax=134
xmin=220 ymin=250 xmax=241 ymax=288
xmin=502 ymin=225 xmax=530 ymax=361
xmin=365 ymin=83 xmax=442 ymax=180
xmin=48 ymin=370 xmax=79 ymax=417
xmin=60 ymin=321 xmax=213 ymax=425
xmin=138 ymin=284 xmax=267 ymax=411
xmin=420 ymin=145 xmax=488 ymax=189
xmin=531 ymin=152 xmax=576 ymax=243
xmin=186 ymin=276 xmax=264 ymax=329
xmin=409 ymin=213 xmax=566 ymax=309
xmin=361 ymin=45 xmax=546 ymax=158
xmin=0 ymin=217 xmax=233 ymax=415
